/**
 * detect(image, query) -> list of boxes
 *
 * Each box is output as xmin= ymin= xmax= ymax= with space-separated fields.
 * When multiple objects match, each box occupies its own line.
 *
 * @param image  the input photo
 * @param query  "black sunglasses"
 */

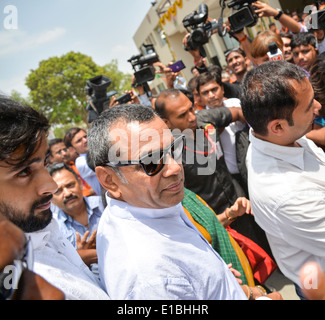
xmin=0 ymin=236 xmax=33 ymax=300
xmin=105 ymin=135 xmax=185 ymax=176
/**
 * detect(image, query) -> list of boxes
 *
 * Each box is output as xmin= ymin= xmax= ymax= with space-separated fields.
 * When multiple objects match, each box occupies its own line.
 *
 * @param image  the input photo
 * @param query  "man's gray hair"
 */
xmin=88 ymin=104 xmax=157 ymax=168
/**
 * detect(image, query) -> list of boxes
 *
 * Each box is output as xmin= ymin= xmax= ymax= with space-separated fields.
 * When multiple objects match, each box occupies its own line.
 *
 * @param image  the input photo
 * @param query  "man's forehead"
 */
xmin=0 ymin=135 xmax=48 ymax=171
xmin=293 ymin=44 xmax=314 ymax=51
xmin=108 ymin=119 xmax=174 ymax=160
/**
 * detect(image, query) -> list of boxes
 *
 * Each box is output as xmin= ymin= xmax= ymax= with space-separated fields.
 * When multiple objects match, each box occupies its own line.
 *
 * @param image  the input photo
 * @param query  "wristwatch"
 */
xmin=274 ymin=9 xmax=283 ymax=20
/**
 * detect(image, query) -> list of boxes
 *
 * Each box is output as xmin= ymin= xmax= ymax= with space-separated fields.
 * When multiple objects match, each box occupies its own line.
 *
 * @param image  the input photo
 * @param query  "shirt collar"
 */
xmin=249 ymin=129 xmax=307 ymax=170
xmin=26 ymin=219 xmax=58 ymax=251
xmin=55 ymin=196 xmax=101 ymax=222
xmin=105 ymin=193 xmax=182 ymax=220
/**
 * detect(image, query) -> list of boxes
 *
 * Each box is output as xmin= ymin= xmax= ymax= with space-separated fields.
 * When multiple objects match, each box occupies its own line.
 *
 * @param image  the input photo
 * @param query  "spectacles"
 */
xmin=105 ymin=135 xmax=185 ymax=177
xmin=0 ymin=236 xmax=33 ymax=300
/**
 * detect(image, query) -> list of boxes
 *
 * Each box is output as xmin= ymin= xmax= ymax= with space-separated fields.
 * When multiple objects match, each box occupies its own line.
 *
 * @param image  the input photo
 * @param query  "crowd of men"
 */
xmin=1 ymin=2 xmax=325 ymax=301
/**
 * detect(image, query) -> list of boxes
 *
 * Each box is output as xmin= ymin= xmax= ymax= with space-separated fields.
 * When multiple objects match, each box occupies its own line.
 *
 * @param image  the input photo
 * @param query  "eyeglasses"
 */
xmin=105 ymin=135 xmax=185 ymax=177
xmin=0 ymin=236 xmax=33 ymax=300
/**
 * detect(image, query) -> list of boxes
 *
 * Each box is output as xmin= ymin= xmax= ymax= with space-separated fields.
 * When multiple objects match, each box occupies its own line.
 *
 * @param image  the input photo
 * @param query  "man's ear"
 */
xmin=95 ymin=166 xmax=121 ymax=199
xmin=163 ymin=118 xmax=171 ymax=128
xmin=267 ymin=119 xmax=286 ymax=136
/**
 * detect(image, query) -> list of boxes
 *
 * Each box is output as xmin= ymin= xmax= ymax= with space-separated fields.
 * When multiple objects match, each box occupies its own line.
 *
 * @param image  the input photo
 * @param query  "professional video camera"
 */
xmin=85 ymin=75 xmax=111 ymax=123
xmin=128 ymin=44 xmax=159 ymax=88
xmin=182 ymin=4 xmax=219 ymax=57
xmin=224 ymin=0 xmax=259 ymax=34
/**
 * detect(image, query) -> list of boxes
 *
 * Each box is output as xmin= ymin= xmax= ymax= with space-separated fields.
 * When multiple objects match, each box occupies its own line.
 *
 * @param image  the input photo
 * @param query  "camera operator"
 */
xmin=183 ymin=1 xmax=305 ymax=70
xmin=231 ymin=2 xmax=305 ymax=65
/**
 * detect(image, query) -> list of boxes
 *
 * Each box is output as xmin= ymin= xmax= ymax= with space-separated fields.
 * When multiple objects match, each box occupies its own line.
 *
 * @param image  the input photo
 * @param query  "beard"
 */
xmin=0 ymin=195 xmax=53 ymax=233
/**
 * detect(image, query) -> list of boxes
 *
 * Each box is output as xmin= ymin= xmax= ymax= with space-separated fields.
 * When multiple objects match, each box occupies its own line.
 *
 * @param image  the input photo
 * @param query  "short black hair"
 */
xmin=0 ymin=96 xmax=50 ymax=168
xmin=291 ymin=32 xmax=317 ymax=50
xmin=196 ymin=70 xmax=222 ymax=94
xmin=88 ymin=104 xmax=157 ymax=167
xmin=241 ymin=61 xmax=307 ymax=136
xmin=64 ymin=127 xmax=86 ymax=148
xmin=47 ymin=162 xmax=79 ymax=181
xmin=48 ymin=138 xmax=64 ymax=156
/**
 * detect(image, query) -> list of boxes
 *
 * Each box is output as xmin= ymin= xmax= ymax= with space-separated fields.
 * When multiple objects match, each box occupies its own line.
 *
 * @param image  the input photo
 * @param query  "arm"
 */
xmin=228 ymin=107 xmax=246 ymax=123
xmin=253 ymin=1 xmax=302 ymax=34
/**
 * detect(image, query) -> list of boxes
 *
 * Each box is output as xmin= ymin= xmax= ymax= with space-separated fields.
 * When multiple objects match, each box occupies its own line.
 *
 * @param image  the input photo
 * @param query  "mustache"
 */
xmin=32 ymin=194 xmax=53 ymax=210
xmin=63 ymin=194 xmax=78 ymax=205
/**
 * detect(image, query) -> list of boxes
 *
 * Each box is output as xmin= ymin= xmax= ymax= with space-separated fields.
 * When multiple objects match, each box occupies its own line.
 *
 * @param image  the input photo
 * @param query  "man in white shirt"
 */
xmin=88 ymin=104 xmax=281 ymax=300
xmin=241 ymin=61 xmax=324 ymax=298
xmin=196 ymin=71 xmax=247 ymax=183
xmin=0 ymin=97 xmax=109 ymax=300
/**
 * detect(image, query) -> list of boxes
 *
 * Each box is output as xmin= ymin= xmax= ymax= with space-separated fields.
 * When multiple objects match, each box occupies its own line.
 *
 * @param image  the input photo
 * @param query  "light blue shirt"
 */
xmin=75 ymin=153 xmax=102 ymax=196
xmin=97 ymin=194 xmax=247 ymax=300
xmin=52 ymin=196 xmax=104 ymax=248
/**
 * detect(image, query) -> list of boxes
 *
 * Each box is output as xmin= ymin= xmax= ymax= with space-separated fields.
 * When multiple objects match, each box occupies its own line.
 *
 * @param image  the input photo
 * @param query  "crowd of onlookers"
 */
xmin=1 ymin=2 xmax=325 ymax=301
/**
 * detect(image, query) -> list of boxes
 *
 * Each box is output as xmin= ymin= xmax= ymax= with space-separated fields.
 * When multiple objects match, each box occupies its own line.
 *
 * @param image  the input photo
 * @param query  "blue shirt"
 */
xmin=52 ymin=196 xmax=104 ymax=248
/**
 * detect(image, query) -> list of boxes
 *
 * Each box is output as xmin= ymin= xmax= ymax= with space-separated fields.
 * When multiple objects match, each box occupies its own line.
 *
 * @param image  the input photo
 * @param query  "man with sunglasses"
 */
xmin=154 ymin=89 xmax=273 ymax=260
xmin=0 ymin=96 xmax=109 ymax=300
xmin=88 ymin=104 xmax=251 ymax=300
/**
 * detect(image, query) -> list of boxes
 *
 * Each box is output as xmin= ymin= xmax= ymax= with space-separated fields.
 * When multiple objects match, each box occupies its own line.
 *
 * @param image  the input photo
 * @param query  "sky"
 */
xmin=0 ymin=0 xmax=153 ymax=97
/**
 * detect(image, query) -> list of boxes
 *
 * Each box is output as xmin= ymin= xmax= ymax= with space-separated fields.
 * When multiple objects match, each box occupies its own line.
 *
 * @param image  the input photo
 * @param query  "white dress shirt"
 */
xmin=97 ymin=194 xmax=247 ymax=300
xmin=27 ymin=219 xmax=109 ymax=300
xmin=246 ymin=130 xmax=325 ymax=286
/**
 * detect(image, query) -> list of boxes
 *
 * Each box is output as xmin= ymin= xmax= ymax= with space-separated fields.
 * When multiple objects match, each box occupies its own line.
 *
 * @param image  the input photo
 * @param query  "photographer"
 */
xmin=182 ymin=1 xmax=304 ymax=69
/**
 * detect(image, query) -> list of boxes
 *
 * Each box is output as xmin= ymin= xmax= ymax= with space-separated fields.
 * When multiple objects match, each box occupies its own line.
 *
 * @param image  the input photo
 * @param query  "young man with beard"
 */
xmin=0 ymin=96 xmax=108 ymax=300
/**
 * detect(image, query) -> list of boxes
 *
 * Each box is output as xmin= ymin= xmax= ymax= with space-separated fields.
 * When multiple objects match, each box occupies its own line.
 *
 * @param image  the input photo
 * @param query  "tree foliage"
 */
xmin=25 ymin=51 xmax=132 ymax=125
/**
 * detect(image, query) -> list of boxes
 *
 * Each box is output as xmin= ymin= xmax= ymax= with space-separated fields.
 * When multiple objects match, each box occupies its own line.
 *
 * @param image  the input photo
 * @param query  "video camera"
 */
xmin=182 ymin=4 xmax=219 ymax=57
xmin=128 ymin=44 xmax=159 ymax=87
xmin=85 ymin=75 xmax=112 ymax=123
xmin=225 ymin=0 xmax=259 ymax=34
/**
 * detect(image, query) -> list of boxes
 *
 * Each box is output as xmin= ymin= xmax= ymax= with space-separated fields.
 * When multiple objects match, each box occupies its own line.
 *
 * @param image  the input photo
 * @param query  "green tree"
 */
xmin=25 ymin=51 xmax=132 ymax=125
